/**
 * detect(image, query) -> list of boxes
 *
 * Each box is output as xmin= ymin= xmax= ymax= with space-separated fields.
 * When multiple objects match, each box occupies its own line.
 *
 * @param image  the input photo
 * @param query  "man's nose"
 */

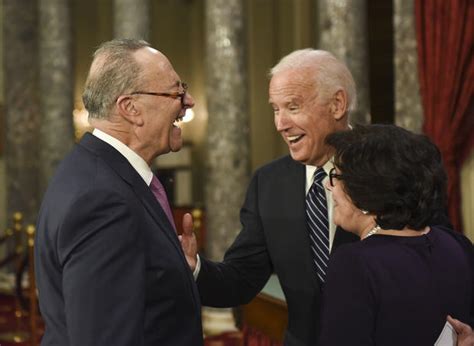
xmin=184 ymin=92 xmax=195 ymax=109
xmin=275 ymin=113 xmax=290 ymax=131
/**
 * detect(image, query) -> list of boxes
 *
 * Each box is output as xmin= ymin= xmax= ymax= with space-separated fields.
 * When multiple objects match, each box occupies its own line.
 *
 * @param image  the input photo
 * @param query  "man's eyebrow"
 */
xmin=269 ymin=96 xmax=296 ymax=102
xmin=269 ymin=97 xmax=302 ymax=105
xmin=160 ymin=80 xmax=182 ymax=90
xmin=161 ymin=80 xmax=180 ymax=88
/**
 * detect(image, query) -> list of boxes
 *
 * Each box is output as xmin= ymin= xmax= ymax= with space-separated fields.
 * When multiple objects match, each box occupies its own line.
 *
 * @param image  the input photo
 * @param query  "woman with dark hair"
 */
xmin=318 ymin=124 xmax=473 ymax=345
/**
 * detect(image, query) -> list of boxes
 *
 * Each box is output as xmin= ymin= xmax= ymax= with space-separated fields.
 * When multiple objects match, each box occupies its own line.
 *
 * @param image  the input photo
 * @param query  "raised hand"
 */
xmin=178 ymin=213 xmax=198 ymax=271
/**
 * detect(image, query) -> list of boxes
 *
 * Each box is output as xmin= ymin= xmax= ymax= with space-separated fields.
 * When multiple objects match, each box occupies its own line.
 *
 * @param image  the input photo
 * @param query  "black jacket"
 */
xmin=36 ymin=133 xmax=203 ymax=346
xmin=197 ymin=155 xmax=358 ymax=345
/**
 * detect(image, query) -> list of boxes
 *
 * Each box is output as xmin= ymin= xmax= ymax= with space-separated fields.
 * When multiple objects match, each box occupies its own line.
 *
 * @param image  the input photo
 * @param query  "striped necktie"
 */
xmin=305 ymin=167 xmax=330 ymax=284
xmin=150 ymin=175 xmax=177 ymax=232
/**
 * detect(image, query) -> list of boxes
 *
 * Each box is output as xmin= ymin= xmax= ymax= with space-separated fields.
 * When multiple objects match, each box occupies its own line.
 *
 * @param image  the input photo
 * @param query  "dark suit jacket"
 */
xmin=35 ymin=133 xmax=203 ymax=346
xmin=197 ymin=155 xmax=358 ymax=346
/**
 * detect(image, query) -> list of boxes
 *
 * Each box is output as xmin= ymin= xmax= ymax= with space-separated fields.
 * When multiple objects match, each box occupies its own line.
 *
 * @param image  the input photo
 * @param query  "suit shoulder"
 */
xmin=432 ymin=226 xmax=473 ymax=246
xmin=254 ymin=155 xmax=301 ymax=177
xmin=331 ymin=240 xmax=380 ymax=270
xmin=43 ymin=144 xmax=132 ymax=209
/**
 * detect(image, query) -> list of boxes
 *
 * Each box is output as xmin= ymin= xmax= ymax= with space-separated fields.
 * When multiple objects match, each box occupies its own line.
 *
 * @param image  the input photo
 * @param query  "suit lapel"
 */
xmin=78 ymin=133 xmax=183 ymax=254
xmin=128 ymin=172 xmax=202 ymax=306
xmin=78 ymin=133 xmax=201 ymax=310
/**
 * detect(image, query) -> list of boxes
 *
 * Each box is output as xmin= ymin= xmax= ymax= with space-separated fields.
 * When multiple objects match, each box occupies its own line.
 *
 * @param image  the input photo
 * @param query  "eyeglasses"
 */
xmin=129 ymin=82 xmax=188 ymax=108
xmin=329 ymin=167 xmax=343 ymax=187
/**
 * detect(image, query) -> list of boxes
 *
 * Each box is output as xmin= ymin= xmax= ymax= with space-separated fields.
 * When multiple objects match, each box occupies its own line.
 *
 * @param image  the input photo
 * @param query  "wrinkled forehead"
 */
xmin=269 ymin=68 xmax=317 ymax=102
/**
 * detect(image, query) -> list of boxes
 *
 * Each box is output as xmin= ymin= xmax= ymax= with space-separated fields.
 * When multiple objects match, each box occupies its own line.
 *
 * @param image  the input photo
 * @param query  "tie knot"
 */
xmin=313 ymin=168 xmax=326 ymax=184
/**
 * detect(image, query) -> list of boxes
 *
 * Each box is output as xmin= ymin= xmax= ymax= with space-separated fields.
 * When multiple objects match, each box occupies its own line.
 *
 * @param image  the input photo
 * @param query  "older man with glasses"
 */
xmin=35 ymin=39 xmax=203 ymax=346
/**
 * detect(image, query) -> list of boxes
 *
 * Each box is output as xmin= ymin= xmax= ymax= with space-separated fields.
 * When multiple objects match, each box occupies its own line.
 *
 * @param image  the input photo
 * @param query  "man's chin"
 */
xmin=169 ymin=141 xmax=183 ymax=152
xmin=169 ymin=126 xmax=182 ymax=152
xmin=289 ymin=150 xmax=308 ymax=164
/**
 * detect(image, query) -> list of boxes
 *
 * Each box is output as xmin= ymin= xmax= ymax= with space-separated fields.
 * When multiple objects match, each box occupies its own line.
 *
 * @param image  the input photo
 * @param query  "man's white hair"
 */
xmin=269 ymin=49 xmax=357 ymax=113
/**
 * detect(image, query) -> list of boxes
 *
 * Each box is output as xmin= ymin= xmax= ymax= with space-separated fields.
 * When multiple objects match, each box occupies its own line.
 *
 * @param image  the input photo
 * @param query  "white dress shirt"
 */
xmin=93 ymin=128 xmax=153 ymax=185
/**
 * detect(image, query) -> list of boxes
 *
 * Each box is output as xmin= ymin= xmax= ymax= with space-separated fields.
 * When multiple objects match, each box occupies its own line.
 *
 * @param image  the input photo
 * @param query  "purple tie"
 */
xmin=150 ymin=175 xmax=176 ymax=232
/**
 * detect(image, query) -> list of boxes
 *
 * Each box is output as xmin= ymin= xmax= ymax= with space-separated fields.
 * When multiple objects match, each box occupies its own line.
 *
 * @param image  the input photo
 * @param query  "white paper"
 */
xmin=435 ymin=321 xmax=457 ymax=346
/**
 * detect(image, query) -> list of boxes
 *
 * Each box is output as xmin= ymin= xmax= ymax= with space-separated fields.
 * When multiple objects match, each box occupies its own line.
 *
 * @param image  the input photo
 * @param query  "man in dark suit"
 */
xmin=181 ymin=49 xmax=359 ymax=345
xmin=35 ymin=39 xmax=203 ymax=346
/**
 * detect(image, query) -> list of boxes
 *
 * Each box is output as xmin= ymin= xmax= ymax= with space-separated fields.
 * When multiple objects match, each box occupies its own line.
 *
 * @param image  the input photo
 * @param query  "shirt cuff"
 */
xmin=193 ymin=254 xmax=201 ymax=281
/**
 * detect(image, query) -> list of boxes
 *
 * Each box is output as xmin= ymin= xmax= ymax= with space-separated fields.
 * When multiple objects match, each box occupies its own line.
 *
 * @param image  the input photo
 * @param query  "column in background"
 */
xmin=39 ymin=0 xmax=75 ymax=194
xmin=203 ymin=0 xmax=250 ymax=335
xmin=3 ymin=0 xmax=40 ymax=225
xmin=204 ymin=0 xmax=250 ymax=261
xmin=317 ymin=0 xmax=370 ymax=124
xmin=393 ymin=0 xmax=423 ymax=132
xmin=114 ymin=0 xmax=150 ymax=40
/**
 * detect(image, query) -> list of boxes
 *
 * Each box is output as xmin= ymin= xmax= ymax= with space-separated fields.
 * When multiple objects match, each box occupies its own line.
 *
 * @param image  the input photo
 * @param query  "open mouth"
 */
xmin=173 ymin=114 xmax=184 ymax=127
xmin=287 ymin=134 xmax=304 ymax=144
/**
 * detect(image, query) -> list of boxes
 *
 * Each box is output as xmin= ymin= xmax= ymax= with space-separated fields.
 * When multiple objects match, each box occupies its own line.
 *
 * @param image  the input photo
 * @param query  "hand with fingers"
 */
xmin=179 ymin=213 xmax=198 ymax=271
xmin=447 ymin=315 xmax=474 ymax=346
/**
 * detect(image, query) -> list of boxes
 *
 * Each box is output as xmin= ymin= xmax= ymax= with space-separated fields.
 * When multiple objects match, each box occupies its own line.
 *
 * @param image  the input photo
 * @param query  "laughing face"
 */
xmin=133 ymin=47 xmax=194 ymax=160
xmin=269 ymin=68 xmax=343 ymax=167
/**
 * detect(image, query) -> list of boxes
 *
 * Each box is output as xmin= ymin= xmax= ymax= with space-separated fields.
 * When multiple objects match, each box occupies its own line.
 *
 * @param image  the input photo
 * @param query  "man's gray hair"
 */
xmin=269 ymin=49 xmax=357 ymax=113
xmin=82 ymin=38 xmax=151 ymax=119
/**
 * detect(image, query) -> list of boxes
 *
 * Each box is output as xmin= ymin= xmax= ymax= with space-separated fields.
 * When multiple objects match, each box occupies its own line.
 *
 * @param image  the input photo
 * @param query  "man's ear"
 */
xmin=116 ymin=95 xmax=144 ymax=126
xmin=330 ymin=89 xmax=348 ymax=120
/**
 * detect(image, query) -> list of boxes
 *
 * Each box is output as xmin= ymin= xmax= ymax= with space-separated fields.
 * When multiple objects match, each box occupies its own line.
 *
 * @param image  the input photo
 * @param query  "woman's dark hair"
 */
xmin=326 ymin=124 xmax=447 ymax=230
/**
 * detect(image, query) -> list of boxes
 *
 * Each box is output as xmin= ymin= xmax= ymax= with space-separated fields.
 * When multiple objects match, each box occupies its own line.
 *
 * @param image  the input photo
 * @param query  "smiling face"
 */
xmin=269 ymin=68 xmax=346 ymax=167
xmin=132 ymin=47 xmax=194 ymax=160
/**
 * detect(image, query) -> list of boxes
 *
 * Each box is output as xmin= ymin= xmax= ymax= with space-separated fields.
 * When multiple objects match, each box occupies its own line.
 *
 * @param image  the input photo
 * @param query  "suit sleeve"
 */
xmin=58 ymin=189 xmax=145 ymax=346
xmin=197 ymin=173 xmax=273 ymax=307
xmin=318 ymin=245 xmax=376 ymax=346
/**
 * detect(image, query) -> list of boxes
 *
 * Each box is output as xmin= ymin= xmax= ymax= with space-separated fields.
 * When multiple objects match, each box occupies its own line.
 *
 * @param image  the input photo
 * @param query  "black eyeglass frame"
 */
xmin=127 ymin=82 xmax=188 ymax=108
xmin=329 ymin=167 xmax=343 ymax=187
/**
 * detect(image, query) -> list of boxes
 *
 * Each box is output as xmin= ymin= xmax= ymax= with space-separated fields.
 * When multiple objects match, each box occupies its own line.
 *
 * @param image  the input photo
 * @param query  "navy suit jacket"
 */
xmin=197 ymin=155 xmax=358 ymax=346
xmin=35 ymin=133 xmax=203 ymax=346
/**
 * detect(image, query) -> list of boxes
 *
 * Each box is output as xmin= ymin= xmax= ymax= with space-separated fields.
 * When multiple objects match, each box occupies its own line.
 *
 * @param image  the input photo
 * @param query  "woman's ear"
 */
xmin=116 ymin=95 xmax=144 ymax=126
xmin=330 ymin=89 xmax=348 ymax=120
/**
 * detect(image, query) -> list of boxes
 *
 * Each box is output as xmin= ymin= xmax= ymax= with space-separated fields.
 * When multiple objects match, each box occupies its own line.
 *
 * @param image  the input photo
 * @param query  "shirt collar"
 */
xmin=305 ymin=160 xmax=333 ymax=194
xmin=305 ymin=160 xmax=333 ymax=183
xmin=92 ymin=128 xmax=153 ymax=185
